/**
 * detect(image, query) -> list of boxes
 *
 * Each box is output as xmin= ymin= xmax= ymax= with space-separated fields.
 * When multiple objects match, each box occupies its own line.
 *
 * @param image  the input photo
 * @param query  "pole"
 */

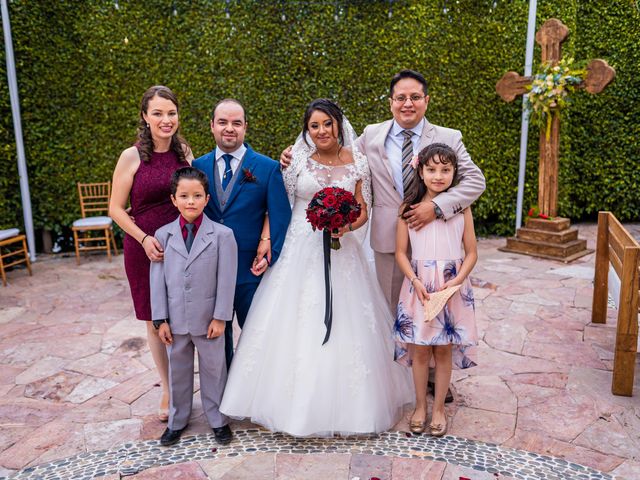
xmin=1 ymin=0 xmax=36 ymax=260
xmin=515 ymin=0 xmax=537 ymax=230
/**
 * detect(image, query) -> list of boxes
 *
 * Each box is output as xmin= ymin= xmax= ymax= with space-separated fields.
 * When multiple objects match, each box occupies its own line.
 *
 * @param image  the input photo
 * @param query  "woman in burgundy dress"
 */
xmin=109 ymin=85 xmax=192 ymax=421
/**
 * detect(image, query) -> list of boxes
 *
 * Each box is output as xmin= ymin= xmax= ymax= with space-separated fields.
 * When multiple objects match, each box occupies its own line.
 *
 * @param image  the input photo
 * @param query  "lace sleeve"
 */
xmin=286 ymin=134 xmax=315 ymax=205
xmin=354 ymin=149 xmax=372 ymax=209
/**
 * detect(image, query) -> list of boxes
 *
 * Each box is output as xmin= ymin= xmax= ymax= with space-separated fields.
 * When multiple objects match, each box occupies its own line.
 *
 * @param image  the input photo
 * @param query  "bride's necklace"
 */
xmin=314 ymin=147 xmax=342 ymax=167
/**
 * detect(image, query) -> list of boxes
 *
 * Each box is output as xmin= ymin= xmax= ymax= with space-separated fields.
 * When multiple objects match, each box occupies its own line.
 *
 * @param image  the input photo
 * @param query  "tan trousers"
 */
xmin=374 ymin=251 xmax=405 ymax=317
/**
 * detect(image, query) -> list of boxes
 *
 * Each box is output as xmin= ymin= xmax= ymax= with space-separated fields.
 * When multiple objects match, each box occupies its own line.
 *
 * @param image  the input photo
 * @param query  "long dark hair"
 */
xmin=302 ymin=98 xmax=345 ymax=147
xmin=136 ymin=85 xmax=189 ymax=163
xmin=400 ymin=143 xmax=458 ymax=216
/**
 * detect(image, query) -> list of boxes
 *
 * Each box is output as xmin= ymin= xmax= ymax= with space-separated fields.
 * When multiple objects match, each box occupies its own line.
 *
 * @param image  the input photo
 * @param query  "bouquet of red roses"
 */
xmin=306 ymin=187 xmax=361 ymax=250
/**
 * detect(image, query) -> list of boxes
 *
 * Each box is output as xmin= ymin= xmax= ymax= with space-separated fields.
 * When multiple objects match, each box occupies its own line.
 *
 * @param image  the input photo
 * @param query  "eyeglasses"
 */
xmin=391 ymin=94 xmax=427 ymax=104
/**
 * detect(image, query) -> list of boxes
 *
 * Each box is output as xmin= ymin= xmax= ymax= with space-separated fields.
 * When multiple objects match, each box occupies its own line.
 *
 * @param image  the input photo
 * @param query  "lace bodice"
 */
xmin=295 ymin=159 xmax=359 ymax=202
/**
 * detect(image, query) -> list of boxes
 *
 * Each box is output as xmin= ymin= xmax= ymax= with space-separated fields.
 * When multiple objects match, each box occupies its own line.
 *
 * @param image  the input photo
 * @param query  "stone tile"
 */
xmin=500 ymin=371 xmax=568 ymax=389
xmin=574 ymin=416 xmax=640 ymax=458
xmin=0 ymin=418 xmax=82 ymax=470
xmin=84 ymin=418 xmax=142 ymax=451
xmin=0 ymin=397 xmax=68 ymax=426
xmin=66 ymin=376 xmax=119 ymax=404
xmin=140 ymin=414 xmax=166 ymax=440
xmin=130 ymin=461 xmax=208 ymax=479
xmin=505 ymin=381 xmax=563 ymax=408
xmin=502 ymin=428 xmax=625 ymax=472
xmin=391 ymin=458 xmax=446 ymax=479
xmin=449 ymin=406 xmax=515 ymax=444
xmin=522 ymin=341 xmax=606 ymax=369
xmin=106 ymin=368 xmax=159 ymax=404
xmin=0 ymin=365 xmax=25 ymax=384
xmin=23 ymin=370 xmax=84 ymax=401
xmin=46 ymin=334 xmax=104 ymax=359
xmin=14 ymin=356 xmax=67 ymax=385
xmin=348 ymin=453 xmax=392 ymax=480
xmin=547 ymin=264 xmax=595 ymax=279
xmin=65 ymin=395 xmax=131 ymax=423
xmin=221 ymin=453 xmax=276 ymax=479
xmin=198 ymin=456 xmax=246 ymax=478
xmin=483 ymin=322 xmax=527 ymax=354
xmin=0 ymin=306 xmax=26 ymax=324
xmin=66 ymin=352 xmax=147 ymax=382
xmin=504 ymin=292 xmax=560 ymax=306
xmin=524 ymin=327 xmax=583 ymax=344
xmin=517 ymin=393 xmax=600 ymax=442
xmin=442 ymin=463 xmax=514 ymax=479
xmin=611 ymin=459 xmax=640 ymax=480
xmin=454 ymin=375 xmax=516 ymax=414
xmin=280 ymin=453 xmax=350 ymax=479
xmin=566 ymin=367 xmax=640 ymax=411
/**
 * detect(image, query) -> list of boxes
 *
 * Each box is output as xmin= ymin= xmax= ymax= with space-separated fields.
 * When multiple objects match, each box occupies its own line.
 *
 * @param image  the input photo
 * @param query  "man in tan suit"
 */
xmin=282 ymin=70 xmax=485 ymax=311
xmin=358 ymin=69 xmax=485 ymax=310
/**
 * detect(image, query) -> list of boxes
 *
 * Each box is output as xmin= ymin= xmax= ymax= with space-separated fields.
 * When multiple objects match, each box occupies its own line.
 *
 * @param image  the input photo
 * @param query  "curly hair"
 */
xmin=136 ymin=85 xmax=189 ymax=163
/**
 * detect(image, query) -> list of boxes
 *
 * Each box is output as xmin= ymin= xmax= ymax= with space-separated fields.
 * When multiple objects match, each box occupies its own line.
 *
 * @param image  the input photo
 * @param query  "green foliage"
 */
xmin=0 ymin=0 xmax=639 ymax=238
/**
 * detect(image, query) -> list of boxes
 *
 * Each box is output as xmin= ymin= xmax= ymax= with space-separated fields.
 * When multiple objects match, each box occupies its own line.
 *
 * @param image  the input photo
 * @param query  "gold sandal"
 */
xmin=409 ymin=411 xmax=427 ymax=434
xmin=429 ymin=421 xmax=447 ymax=437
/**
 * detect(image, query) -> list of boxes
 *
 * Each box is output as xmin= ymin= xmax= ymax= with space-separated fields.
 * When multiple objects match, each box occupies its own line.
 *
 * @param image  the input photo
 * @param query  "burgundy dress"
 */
xmin=124 ymin=149 xmax=189 ymax=320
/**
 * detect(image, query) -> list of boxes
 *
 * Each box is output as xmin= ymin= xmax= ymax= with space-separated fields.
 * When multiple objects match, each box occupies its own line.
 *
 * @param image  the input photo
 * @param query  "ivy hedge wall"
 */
xmin=1 ymin=0 xmax=639 ymax=241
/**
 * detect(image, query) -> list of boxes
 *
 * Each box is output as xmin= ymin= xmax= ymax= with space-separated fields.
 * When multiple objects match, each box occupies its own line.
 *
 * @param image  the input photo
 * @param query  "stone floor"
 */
xmin=0 ymin=223 xmax=639 ymax=479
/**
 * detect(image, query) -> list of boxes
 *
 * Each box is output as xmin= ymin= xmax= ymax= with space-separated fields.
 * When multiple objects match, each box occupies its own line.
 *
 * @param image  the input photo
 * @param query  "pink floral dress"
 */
xmin=394 ymin=212 xmax=478 ymax=369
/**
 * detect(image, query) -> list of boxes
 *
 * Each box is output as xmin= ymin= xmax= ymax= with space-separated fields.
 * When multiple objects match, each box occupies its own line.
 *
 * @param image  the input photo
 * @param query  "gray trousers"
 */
xmin=167 ymin=333 xmax=227 ymax=430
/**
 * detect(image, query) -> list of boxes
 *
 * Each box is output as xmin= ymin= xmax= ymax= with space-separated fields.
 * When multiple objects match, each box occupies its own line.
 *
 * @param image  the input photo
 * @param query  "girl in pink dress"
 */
xmin=394 ymin=143 xmax=478 ymax=437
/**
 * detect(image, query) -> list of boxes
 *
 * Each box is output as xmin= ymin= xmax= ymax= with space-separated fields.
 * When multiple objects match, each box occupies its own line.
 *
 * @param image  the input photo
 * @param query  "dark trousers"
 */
xmin=224 ymin=281 xmax=259 ymax=368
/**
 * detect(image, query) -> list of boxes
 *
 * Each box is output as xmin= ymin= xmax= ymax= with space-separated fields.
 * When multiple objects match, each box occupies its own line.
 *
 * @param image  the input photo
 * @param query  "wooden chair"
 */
xmin=591 ymin=211 xmax=639 ymax=396
xmin=72 ymin=182 xmax=119 ymax=264
xmin=0 ymin=228 xmax=32 ymax=286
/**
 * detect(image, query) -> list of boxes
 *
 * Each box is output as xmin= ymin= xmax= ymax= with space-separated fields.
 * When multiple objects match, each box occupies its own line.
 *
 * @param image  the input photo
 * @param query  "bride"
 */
xmin=219 ymin=98 xmax=413 ymax=436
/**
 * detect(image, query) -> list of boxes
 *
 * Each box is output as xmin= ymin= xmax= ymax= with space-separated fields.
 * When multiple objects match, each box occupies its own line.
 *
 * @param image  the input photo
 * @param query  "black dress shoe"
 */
xmin=427 ymin=381 xmax=455 ymax=404
xmin=160 ymin=427 xmax=185 ymax=446
xmin=213 ymin=424 xmax=233 ymax=445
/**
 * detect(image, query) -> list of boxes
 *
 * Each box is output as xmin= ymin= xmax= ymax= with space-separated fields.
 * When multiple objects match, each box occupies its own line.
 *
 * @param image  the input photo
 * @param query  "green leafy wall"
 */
xmin=1 ymin=0 xmax=638 ymax=240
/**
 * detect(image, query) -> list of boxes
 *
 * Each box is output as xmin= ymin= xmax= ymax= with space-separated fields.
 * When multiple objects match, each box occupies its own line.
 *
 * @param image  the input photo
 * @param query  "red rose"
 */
xmin=348 ymin=211 xmax=360 ymax=223
xmin=330 ymin=214 xmax=345 ymax=229
xmin=324 ymin=195 xmax=337 ymax=208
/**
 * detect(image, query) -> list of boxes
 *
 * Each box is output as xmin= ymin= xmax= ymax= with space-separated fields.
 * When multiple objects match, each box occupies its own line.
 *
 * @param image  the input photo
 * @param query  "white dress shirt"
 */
xmin=384 ymin=118 xmax=424 ymax=198
xmin=215 ymin=144 xmax=247 ymax=181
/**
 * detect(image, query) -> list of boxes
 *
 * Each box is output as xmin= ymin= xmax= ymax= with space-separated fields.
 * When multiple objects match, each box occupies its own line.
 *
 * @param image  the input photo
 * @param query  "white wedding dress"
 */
xmin=219 ymin=122 xmax=413 ymax=437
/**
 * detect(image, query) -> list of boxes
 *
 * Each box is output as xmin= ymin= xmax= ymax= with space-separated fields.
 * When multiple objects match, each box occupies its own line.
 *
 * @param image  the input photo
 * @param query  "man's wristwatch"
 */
xmin=432 ymin=202 xmax=444 ymax=220
xmin=152 ymin=319 xmax=168 ymax=330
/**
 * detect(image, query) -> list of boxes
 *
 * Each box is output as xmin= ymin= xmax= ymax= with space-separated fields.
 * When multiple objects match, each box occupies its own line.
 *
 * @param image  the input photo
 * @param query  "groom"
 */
xmin=194 ymin=98 xmax=291 ymax=367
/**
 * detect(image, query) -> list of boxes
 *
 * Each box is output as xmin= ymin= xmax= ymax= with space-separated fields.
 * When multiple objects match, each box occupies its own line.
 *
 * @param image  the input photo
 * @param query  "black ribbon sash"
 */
xmin=321 ymin=229 xmax=333 ymax=345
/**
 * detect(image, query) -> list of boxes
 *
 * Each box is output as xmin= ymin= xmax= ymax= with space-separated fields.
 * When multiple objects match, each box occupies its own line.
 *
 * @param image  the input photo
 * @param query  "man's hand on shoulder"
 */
xmin=279 ymin=145 xmax=293 ymax=169
xmin=403 ymin=201 xmax=438 ymax=230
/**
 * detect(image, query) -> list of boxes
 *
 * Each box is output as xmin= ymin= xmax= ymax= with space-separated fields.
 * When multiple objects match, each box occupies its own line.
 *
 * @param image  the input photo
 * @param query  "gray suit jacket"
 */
xmin=150 ymin=215 xmax=238 ymax=336
xmin=357 ymin=119 xmax=486 ymax=253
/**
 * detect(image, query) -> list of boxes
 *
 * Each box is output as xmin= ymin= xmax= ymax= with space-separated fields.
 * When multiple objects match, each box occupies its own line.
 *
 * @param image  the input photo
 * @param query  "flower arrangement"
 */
xmin=523 ymin=57 xmax=585 ymax=139
xmin=306 ymin=187 xmax=361 ymax=250
xmin=527 ymin=206 xmax=552 ymax=220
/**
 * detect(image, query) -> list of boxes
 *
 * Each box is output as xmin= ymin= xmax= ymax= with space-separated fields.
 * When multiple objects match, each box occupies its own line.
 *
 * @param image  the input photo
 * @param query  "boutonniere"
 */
xmin=241 ymin=168 xmax=257 ymax=184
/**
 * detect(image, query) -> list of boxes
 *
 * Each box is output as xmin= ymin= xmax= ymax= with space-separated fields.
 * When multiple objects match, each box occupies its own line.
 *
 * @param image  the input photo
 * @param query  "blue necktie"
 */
xmin=222 ymin=154 xmax=233 ymax=190
xmin=185 ymin=223 xmax=195 ymax=253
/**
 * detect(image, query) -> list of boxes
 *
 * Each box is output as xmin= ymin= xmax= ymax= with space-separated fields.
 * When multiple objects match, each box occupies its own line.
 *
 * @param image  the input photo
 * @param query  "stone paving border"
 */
xmin=4 ymin=429 xmax=612 ymax=480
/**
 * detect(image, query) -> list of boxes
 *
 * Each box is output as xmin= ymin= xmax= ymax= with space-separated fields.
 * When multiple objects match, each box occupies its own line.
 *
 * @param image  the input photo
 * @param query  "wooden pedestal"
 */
xmin=499 ymin=217 xmax=593 ymax=263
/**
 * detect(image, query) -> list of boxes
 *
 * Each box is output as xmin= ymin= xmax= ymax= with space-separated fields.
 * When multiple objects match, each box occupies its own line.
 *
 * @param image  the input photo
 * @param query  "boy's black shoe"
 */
xmin=213 ymin=424 xmax=233 ymax=445
xmin=160 ymin=427 xmax=185 ymax=446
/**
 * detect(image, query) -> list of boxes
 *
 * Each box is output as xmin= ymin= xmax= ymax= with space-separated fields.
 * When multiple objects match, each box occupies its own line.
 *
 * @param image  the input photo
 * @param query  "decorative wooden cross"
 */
xmin=496 ymin=18 xmax=615 ymax=218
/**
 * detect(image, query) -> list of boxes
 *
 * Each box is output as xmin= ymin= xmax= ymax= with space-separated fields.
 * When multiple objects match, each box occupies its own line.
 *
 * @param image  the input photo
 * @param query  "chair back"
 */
xmin=78 ymin=182 xmax=111 ymax=218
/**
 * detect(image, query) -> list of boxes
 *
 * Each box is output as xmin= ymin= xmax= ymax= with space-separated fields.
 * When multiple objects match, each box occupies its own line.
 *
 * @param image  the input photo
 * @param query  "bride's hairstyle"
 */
xmin=400 ymin=143 xmax=458 ymax=216
xmin=302 ymin=98 xmax=345 ymax=147
xmin=136 ymin=85 xmax=189 ymax=164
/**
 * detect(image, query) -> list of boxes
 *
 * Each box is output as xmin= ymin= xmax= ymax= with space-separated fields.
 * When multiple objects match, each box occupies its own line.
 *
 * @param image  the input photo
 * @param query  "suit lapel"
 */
xmin=418 ymin=120 xmax=436 ymax=151
xmin=185 ymin=216 xmax=213 ymax=269
xmin=208 ymin=150 xmax=222 ymax=215
xmin=224 ymin=145 xmax=254 ymax=210
xmin=167 ymin=219 xmax=188 ymax=260
xmin=376 ymin=120 xmax=395 ymax=186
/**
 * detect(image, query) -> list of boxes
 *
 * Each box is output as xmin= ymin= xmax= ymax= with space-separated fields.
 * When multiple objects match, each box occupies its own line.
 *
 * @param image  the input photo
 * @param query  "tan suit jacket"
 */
xmin=357 ymin=119 xmax=486 ymax=254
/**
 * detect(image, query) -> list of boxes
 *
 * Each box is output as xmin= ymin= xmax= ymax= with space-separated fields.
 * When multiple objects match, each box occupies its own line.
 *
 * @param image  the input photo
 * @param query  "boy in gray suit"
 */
xmin=150 ymin=166 xmax=237 ymax=446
